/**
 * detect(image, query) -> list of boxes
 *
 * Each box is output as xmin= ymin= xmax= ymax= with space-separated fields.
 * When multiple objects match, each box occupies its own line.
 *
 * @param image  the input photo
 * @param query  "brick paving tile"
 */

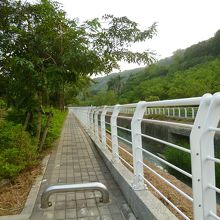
xmin=30 ymin=112 xmax=136 ymax=220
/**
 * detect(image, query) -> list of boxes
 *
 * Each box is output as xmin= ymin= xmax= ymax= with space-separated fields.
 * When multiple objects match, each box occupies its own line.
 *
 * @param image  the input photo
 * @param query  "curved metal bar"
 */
xmin=41 ymin=182 xmax=109 ymax=208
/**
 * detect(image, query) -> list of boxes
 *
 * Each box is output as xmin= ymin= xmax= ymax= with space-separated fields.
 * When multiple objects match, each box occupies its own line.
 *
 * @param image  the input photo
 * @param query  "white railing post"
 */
xmin=94 ymin=108 xmax=100 ymax=144
xmin=131 ymin=101 xmax=146 ymax=190
xmin=192 ymin=107 xmax=195 ymax=119
xmin=101 ymin=106 xmax=108 ymax=150
xmin=91 ymin=108 xmax=96 ymax=140
xmin=199 ymin=93 xmax=220 ymax=219
xmin=88 ymin=107 xmax=93 ymax=137
xmin=111 ymin=104 xmax=120 ymax=163
xmin=190 ymin=93 xmax=214 ymax=220
xmin=86 ymin=107 xmax=91 ymax=132
xmin=184 ymin=108 xmax=187 ymax=118
xmin=82 ymin=109 xmax=86 ymax=127
xmin=89 ymin=108 xmax=92 ymax=136
xmin=178 ymin=107 xmax=181 ymax=118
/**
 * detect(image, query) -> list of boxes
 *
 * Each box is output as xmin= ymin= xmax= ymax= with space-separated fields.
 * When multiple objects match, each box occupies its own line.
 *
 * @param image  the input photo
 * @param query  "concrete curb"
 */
xmin=0 ymin=155 xmax=50 ymax=220
xmin=93 ymin=142 xmax=178 ymax=220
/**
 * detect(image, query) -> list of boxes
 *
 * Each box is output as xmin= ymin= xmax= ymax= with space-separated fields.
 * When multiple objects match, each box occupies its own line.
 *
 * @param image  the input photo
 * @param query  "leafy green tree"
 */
xmin=64 ymin=76 xmax=91 ymax=105
xmin=107 ymin=75 xmax=124 ymax=95
xmin=92 ymin=91 xmax=118 ymax=106
xmin=0 ymin=0 xmax=157 ymax=145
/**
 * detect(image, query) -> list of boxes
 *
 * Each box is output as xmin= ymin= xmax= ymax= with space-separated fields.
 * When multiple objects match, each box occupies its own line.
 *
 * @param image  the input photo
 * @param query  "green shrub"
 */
xmin=164 ymin=148 xmax=191 ymax=173
xmin=43 ymin=109 xmax=67 ymax=147
xmin=164 ymin=137 xmax=220 ymax=187
xmin=146 ymin=96 xmax=160 ymax=101
xmin=0 ymin=108 xmax=66 ymax=179
xmin=0 ymin=98 xmax=7 ymax=109
xmin=0 ymin=121 xmax=37 ymax=179
xmin=6 ymin=109 xmax=25 ymax=125
xmin=164 ymin=138 xmax=191 ymax=182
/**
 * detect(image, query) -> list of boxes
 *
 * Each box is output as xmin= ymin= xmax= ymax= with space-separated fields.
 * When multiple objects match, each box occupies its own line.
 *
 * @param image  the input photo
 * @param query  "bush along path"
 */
xmin=0 ymin=108 xmax=67 ymax=216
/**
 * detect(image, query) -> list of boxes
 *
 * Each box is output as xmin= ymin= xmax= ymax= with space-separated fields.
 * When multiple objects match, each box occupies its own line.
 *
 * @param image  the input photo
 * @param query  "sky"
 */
xmin=57 ymin=0 xmax=220 ymax=72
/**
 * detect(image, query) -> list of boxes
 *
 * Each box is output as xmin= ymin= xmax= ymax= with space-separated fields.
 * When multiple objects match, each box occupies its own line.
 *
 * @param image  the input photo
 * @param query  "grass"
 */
xmin=144 ymin=113 xmax=194 ymax=123
xmin=43 ymin=109 xmax=67 ymax=148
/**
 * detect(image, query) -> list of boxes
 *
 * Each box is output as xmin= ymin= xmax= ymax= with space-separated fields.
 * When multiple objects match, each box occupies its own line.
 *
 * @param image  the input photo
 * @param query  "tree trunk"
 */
xmin=39 ymin=112 xmax=53 ymax=152
xmin=23 ymin=111 xmax=31 ymax=130
xmin=36 ymin=111 xmax=42 ymax=145
xmin=44 ymin=88 xmax=50 ymax=107
xmin=59 ymin=84 xmax=65 ymax=111
xmin=36 ymin=92 xmax=43 ymax=145
xmin=59 ymin=22 xmax=64 ymax=111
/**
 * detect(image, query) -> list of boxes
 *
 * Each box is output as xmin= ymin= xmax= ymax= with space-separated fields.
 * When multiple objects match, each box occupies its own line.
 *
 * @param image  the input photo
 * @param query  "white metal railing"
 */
xmin=121 ymin=106 xmax=199 ymax=119
xmin=69 ymin=92 xmax=220 ymax=220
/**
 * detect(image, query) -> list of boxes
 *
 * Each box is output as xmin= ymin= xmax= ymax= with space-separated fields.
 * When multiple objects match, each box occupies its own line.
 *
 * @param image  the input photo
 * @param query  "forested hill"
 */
xmin=82 ymin=29 xmax=220 ymax=106
xmin=91 ymin=67 xmax=144 ymax=94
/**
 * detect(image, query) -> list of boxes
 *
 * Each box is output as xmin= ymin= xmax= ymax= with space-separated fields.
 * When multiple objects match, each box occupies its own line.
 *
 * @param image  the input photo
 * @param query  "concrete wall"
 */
xmin=116 ymin=117 xmax=220 ymax=152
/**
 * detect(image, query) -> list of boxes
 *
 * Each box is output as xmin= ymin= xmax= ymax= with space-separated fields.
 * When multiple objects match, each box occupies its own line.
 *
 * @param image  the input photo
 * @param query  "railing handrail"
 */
xmin=70 ymin=92 xmax=220 ymax=220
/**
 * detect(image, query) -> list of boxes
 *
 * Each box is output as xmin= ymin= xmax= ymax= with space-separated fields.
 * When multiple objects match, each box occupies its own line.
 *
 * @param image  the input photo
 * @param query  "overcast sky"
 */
xmin=57 ymin=0 xmax=220 ymax=71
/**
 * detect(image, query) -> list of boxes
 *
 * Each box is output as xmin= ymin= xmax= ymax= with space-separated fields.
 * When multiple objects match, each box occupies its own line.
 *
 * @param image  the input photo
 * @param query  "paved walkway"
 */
xmin=31 ymin=112 xmax=135 ymax=220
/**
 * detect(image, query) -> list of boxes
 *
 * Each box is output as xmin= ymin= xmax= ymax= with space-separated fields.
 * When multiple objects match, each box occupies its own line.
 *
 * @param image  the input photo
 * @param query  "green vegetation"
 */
xmin=164 ymin=137 xmax=220 ymax=187
xmin=81 ymin=30 xmax=220 ymax=105
xmin=0 ymin=0 xmax=156 ymax=179
xmin=0 ymin=99 xmax=7 ymax=109
xmin=0 ymin=0 xmax=156 ymax=141
xmin=90 ymin=67 xmax=144 ymax=94
xmin=43 ymin=109 xmax=67 ymax=147
xmin=164 ymin=138 xmax=191 ymax=178
xmin=0 ymin=0 xmax=156 ymax=111
xmin=0 ymin=121 xmax=37 ymax=179
xmin=0 ymin=109 xmax=66 ymax=180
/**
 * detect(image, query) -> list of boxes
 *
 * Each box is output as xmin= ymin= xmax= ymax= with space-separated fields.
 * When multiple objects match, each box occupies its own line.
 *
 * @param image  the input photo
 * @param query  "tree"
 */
xmin=0 ymin=0 xmax=157 ymax=146
xmin=90 ymin=91 xmax=118 ymax=106
xmin=64 ymin=76 xmax=91 ymax=105
xmin=107 ymin=75 xmax=124 ymax=95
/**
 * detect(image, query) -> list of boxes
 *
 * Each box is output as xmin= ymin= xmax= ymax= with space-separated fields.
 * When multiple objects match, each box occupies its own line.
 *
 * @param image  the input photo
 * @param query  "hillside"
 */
xmin=90 ymin=67 xmax=145 ymax=94
xmin=79 ymin=29 xmax=220 ymax=106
